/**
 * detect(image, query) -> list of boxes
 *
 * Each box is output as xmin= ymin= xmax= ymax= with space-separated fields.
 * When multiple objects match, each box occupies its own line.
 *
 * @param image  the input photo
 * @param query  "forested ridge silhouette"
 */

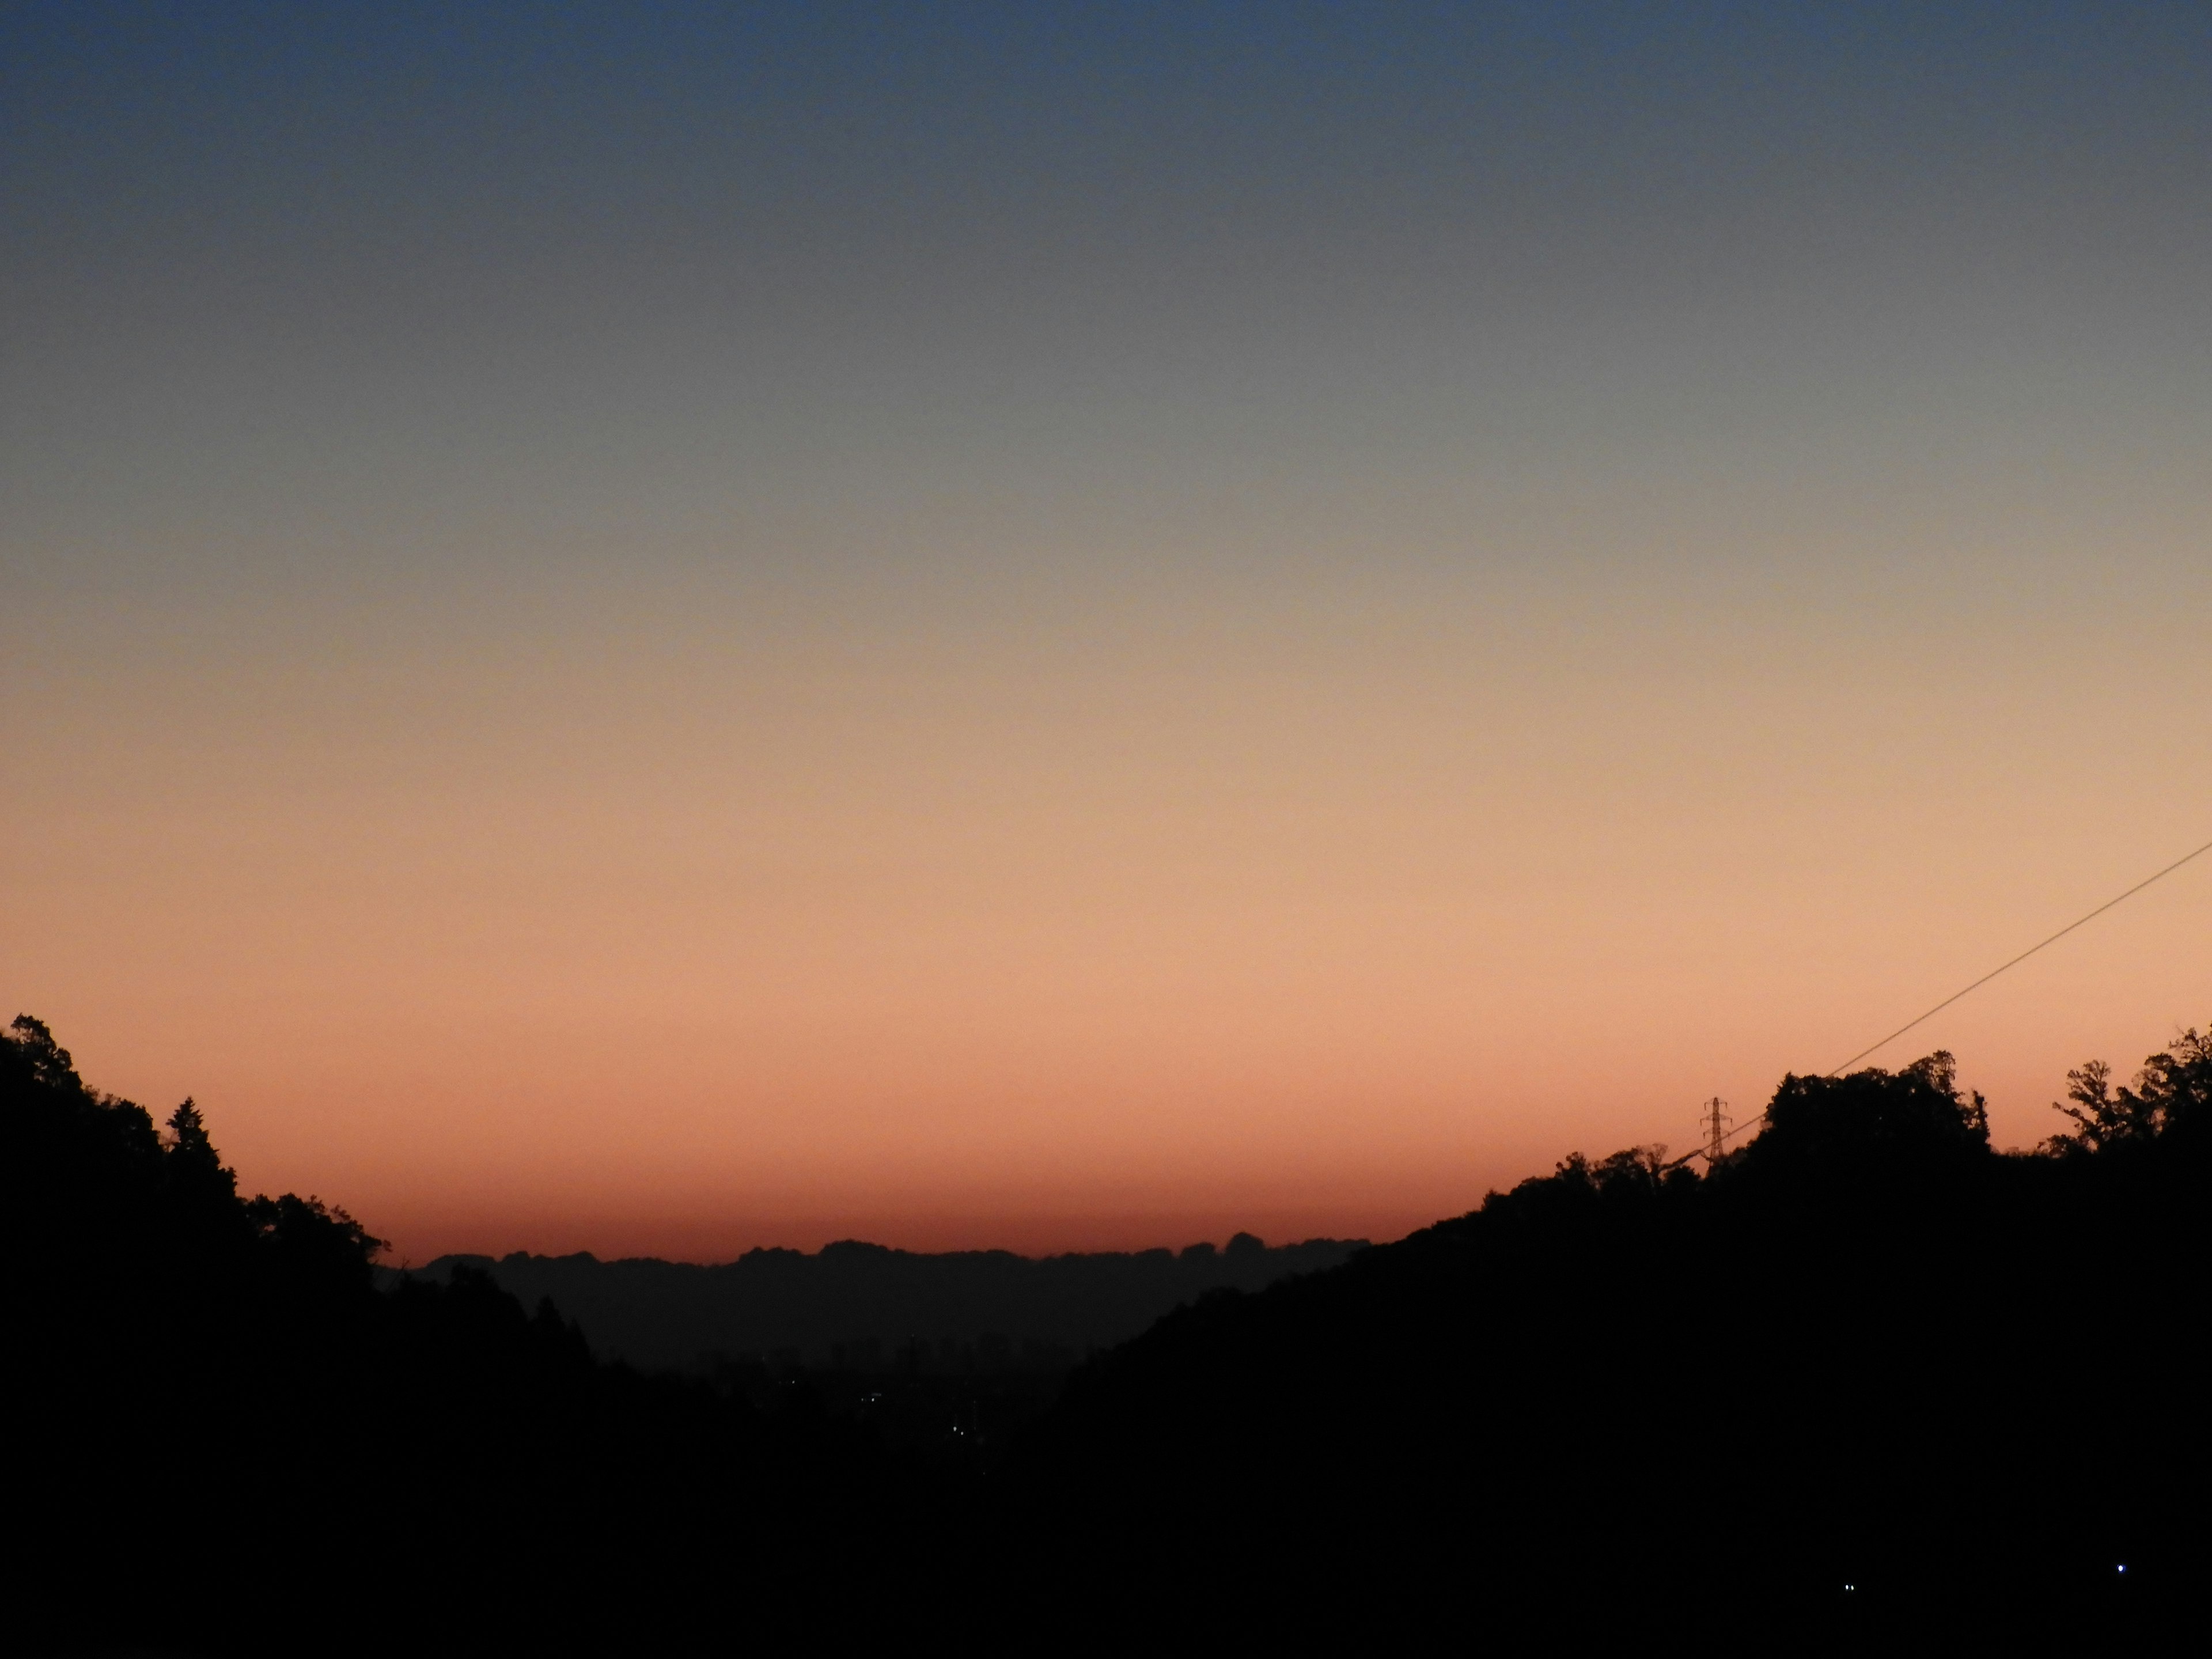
xmin=9 ymin=1012 xmax=2206 ymax=1652
xmin=409 ymin=1233 xmax=1362 ymax=1374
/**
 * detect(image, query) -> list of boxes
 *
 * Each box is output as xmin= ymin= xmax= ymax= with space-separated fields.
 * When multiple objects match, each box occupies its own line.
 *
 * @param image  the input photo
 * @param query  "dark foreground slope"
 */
xmin=3 ymin=1017 xmax=967 ymax=1655
xmin=10 ymin=1012 xmax=2208 ymax=1653
xmin=1011 ymin=1044 xmax=2212 ymax=1647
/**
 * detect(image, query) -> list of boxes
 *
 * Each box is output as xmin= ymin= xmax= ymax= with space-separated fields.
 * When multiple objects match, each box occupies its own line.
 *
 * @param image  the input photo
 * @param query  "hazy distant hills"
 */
xmin=406 ymin=1233 xmax=1365 ymax=1373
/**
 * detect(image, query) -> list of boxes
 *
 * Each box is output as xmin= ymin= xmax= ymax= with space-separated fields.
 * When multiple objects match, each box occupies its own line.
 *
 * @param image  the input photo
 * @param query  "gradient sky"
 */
xmin=6 ymin=2 xmax=2209 ymax=1262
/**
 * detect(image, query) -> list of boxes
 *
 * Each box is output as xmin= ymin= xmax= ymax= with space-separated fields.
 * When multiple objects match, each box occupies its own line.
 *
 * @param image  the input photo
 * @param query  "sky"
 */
xmin=5 ymin=1 xmax=2209 ymax=1263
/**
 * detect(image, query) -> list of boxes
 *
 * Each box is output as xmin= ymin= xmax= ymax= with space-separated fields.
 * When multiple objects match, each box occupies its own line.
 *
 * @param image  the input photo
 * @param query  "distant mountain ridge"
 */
xmin=407 ymin=1234 xmax=1365 ymax=1373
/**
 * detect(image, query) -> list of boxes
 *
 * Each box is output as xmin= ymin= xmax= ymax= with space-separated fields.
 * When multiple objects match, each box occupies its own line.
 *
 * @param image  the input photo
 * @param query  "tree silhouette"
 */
xmin=2048 ymin=1027 xmax=2211 ymax=1152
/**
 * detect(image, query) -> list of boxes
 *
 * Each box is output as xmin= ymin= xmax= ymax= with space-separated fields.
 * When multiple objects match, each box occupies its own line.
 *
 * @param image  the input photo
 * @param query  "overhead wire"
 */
xmin=1666 ymin=831 xmax=2212 ymax=1171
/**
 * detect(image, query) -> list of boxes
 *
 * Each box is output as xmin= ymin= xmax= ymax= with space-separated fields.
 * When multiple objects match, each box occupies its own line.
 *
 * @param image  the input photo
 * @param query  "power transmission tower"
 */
xmin=1702 ymin=1096 xmax=1732 ymax=1168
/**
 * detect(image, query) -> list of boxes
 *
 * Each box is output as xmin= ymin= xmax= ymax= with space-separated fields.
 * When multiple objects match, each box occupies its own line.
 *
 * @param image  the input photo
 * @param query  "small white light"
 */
xmin=2117 ymin=1565 xmax=2126 ymax=1574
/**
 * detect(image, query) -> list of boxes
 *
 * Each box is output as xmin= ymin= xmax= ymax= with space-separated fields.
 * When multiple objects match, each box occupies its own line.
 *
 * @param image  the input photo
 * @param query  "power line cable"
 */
xmin=1669 ymin=831 xmax=2212 ymax=1170
xmin=1824 ymin=833 xmax=2212 ymax=1076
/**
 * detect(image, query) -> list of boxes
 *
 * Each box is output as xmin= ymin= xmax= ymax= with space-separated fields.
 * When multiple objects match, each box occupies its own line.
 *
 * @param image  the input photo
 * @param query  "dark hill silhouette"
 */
xmin=1009 ymin=1043 xmax=2212 ymax=1646
xmin=2 ymin=1015 xmax=968 ymax=1653
xmin=415 ymin=1233 xmax=1362 ymax=1374
xmin=9 ymin=1010 xmax=2207 ymax=1651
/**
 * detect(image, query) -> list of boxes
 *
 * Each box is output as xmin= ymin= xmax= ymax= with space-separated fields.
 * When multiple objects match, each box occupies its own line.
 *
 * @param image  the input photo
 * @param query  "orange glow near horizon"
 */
xmin=11 ymin=530 xmax=2209 ymax=1263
